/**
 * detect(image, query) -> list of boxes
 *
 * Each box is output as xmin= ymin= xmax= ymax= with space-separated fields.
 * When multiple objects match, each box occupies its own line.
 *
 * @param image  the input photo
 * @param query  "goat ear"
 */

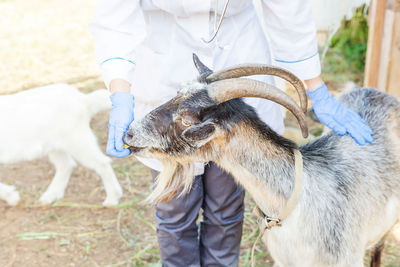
xmin=182 ymin=121 xmax=216 ymax=142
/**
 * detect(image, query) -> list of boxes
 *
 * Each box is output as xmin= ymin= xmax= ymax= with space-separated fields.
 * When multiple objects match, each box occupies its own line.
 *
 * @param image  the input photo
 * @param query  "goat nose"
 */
xmin=123 ymin=131 xmax=134 ymax=143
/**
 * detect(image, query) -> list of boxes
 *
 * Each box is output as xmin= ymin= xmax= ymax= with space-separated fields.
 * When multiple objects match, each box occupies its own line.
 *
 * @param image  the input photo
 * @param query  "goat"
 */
xmin=123 ymin=54 xmax=400 ymax=266
xmin=0 ymin=84 xmax=122 ymax=206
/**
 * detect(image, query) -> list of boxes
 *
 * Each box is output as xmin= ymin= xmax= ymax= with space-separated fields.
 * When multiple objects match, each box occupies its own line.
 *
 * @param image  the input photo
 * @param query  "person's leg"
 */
xmin=151 ymin=169 xmax=203 ymax=267
xmin=200 ymin=162 xmax=245 ymax=267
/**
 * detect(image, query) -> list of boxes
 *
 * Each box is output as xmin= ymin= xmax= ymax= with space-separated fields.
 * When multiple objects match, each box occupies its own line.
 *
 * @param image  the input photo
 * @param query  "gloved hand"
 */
xmin=107 ymin=91 xmax=135 ymax=157
xmin=307 ymin=83 xmax=373 ymax=145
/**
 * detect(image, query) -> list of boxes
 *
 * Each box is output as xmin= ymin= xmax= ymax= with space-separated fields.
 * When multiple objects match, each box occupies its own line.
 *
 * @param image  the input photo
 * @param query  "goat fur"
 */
xmin=0 ymin=83 xmax=122 ymax=206
xmin=126 ymin=85 xmax=400 ymax=266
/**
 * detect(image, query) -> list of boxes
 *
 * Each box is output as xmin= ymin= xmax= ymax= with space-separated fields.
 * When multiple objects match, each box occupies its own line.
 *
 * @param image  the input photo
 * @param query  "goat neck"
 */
xmin=213 ymin=120 xmax=298 ymax=217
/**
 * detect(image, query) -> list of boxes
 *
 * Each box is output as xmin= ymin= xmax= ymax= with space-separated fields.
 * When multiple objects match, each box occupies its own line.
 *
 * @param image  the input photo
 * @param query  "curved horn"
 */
xmin=192 ymin=53 xmax=213 ymax=83
xmin=208 ymin=78 xmax=308 ymax=138
xmin=206 ymin=64 xmax=307 ymax=113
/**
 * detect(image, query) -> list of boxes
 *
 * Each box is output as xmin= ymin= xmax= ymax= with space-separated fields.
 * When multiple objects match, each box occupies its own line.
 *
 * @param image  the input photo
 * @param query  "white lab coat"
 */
xmin=89 ymin=0 xmax=321 ymax=173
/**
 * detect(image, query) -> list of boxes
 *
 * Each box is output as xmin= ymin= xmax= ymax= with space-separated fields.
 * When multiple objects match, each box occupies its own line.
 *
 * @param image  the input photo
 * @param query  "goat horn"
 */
xmin=192 ymin=53 xmax=213 ymax=83
xmin=206 ymin=64 xmax=307 ymax=113
xmin=208 ymin=78 xmax=308 ymax=138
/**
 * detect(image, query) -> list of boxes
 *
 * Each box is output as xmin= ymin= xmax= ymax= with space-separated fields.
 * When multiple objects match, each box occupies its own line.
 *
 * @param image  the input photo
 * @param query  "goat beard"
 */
xmin=145 ymin=159 xmax=196 ymax=204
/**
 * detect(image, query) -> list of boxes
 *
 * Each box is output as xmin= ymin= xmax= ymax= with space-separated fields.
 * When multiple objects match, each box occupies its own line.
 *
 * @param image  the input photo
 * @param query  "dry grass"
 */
xmin=0 ymin=0 xmax=399 ymax=266
xmin=0 ymin=0 xmax=99 ymax=94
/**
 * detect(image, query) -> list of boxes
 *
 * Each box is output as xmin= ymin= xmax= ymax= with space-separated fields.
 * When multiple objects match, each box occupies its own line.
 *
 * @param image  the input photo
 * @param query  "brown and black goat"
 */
xmin=124 ymin=54 xmax=400 ymax=267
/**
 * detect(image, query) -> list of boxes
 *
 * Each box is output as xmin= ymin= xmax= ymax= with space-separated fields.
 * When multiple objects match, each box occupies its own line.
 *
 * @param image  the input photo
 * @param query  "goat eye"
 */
xmin=181 ymin=119 xmax=192 ymax=127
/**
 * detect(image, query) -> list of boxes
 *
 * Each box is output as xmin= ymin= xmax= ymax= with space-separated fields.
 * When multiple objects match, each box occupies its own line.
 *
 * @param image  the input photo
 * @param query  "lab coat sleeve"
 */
xmin=89 ymin=0 xmax=146 ymax=89
xmin=261 ymin=0 xmax=321 ymax=80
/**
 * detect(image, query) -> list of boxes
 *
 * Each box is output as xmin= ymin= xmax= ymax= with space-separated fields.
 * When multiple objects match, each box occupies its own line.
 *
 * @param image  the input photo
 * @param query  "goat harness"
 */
xmin=251 ymin=149 xmax=303 ymax=267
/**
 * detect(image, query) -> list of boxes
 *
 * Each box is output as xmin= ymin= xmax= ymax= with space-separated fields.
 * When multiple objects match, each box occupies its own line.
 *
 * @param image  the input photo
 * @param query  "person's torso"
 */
xmin=132 ymin=0 xmax=284 ymax=134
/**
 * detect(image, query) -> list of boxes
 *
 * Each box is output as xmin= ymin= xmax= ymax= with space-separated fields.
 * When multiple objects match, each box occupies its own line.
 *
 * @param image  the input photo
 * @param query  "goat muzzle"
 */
xmin=124 ymin=144 xmax=145 ymax=154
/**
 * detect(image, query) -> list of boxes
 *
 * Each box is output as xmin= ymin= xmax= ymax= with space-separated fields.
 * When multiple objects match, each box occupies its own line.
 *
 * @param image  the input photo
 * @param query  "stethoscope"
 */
xmin=201 ymin=0 xmax=230 ymax=43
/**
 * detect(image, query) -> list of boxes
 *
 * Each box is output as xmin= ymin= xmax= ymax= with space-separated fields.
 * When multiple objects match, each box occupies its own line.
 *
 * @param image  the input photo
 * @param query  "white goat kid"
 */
xmin=0 ymin=84 xmax=122 ymax=206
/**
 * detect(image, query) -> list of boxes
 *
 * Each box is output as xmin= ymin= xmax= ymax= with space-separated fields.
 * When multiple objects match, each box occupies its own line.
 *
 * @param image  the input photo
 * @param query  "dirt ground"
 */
xmin=0 ymin=0 xmax=399 ymax=266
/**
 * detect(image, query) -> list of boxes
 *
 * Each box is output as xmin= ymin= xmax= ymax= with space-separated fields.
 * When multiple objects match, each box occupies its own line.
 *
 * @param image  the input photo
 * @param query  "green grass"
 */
xmin=322 ymin=4 xmax=368 ymax=87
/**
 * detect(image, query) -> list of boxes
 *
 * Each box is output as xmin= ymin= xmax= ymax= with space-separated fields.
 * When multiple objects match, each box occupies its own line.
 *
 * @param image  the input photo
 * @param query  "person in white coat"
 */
xmin=90 ymin=1 xmax=373 ymax=266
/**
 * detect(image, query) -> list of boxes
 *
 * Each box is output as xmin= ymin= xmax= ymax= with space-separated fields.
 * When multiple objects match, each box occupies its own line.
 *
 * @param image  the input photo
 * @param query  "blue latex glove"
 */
xmin=307 ymin=83 xmax=373 ymax=145
xmin=107 ymin=92 xmax=135 ymax=157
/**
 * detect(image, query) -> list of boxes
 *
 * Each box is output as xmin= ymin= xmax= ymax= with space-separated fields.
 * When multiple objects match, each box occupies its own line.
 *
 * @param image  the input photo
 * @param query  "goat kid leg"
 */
xmin=39 ymin=150 xmax=77 ymax=204
xmin=70 ymin=134 xmax=122 ymax=206
xmin=94 ymin=161 xmax=122 ymax=206
xmin=0 ymin=182 xmax=20 ymax=205
xmin=74 ymin=154 xmax=122 ymax=206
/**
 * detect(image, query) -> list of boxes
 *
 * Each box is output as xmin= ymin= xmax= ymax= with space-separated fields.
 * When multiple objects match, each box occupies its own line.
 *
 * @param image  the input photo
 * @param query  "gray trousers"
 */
xmin=150 ymin=162 xmax=245 ymax=267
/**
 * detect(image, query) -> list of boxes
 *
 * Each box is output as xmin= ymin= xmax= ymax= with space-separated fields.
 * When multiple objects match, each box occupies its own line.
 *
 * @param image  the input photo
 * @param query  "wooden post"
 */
xmin=364 ymin=0 xmax=400 ymax=96
xmin=364 ymin=0 xmax=386 ymax=89
xmin=385 ymin=1 xmax=400 ymax=96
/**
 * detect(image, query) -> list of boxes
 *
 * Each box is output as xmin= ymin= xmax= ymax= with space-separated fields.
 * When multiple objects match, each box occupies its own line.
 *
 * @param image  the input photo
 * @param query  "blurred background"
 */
xmin=0 ymin=0 xmax=399 ymax=266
